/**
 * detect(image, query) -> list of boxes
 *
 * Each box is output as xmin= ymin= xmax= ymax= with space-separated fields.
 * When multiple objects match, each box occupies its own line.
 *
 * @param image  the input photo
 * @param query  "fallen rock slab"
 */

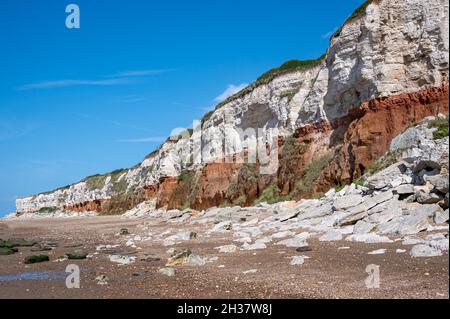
xmin=346 ymin=233 xmax=393 ymax=243
xmin=333 ymin=195 xmax=364 ymax=211
xmin=368 ymin=249 xmax=387 ymax=255
xmin=109 ymin=255 xmax=136 ymax=266
xmin=159 ymin=267 xmax=176 ymax=277
xmin=410 ymin=244 xmax=443 ymax=257
xmin=319 ymin=230 xmax=343 ymax=242
xmin=215 ymin=245 xmax=238 ymax=253
xmin=290 ymin=256 xmax=306 ymax=266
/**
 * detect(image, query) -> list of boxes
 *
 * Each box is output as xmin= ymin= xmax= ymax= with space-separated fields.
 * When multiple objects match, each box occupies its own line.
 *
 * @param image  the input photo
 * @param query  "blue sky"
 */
xmin=0 ymin=0 xmax=363 ymax=215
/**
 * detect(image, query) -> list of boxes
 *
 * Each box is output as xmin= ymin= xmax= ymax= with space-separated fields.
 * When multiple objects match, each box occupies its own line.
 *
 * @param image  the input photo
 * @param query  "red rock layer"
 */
xmin=63 ymin=199 xmax=108 ymax=212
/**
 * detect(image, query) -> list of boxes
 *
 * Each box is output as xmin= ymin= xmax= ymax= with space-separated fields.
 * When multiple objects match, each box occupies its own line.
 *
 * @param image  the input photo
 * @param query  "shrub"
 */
xmin=428 ymin=118 xmax=449 ymax=140
xmin=281 ymin=136 xmax=308 ymax=159
xmin=365 ymin=149 xmax=403 ymax=176
xmin=332 ymin=0 xmax=374 ymax=39
xmin=178 ymin=171 xmax=194 ymax=183
xmin=85 ymin=174 xmax=107 ymax=190
xmin=334 ymin=184 xmax=345 ymax=192
xmin=280 ymin=89 xmax=299 ymax=102
xmin=294 ymin=152 xmax=333 ymax=195
xmin=38 ymin=207 xmax=58 ymax=214
xmin=233 ymin=195 xmax=247 ymax=206
xmin=255 ymin=184 xmax=292 ymax=205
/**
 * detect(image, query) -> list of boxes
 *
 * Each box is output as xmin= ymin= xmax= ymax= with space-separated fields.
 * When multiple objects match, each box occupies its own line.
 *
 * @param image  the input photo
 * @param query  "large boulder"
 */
xmin=365 ymin=163 xmax=410 ymax=190
xmin=378 ymin=204 xmax=442 ymax=235
xmin=345 ymin=191 xmax=394 ymax=216
xmin=415 ymin=190 xmax=441 ymax=204
xmin=393 ymin=184 xmax=415 ymax=195
xmin=434 ymin=209 xmax=449 ymax=224
xmin=337 ymin=211 xmax=368 ymax=227
xmin=297 ymin=203 xmax=333 ymax=221
xmin=425 ymin=174 xmax=449 ymax=194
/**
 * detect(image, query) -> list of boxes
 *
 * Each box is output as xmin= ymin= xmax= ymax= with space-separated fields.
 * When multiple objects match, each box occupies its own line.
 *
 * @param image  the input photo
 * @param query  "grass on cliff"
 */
xmin=293 ymin=152 xmax=333 ymax=195
xmin=280 ymin=136 xmax=308 ymax=160
xmin=428 ymin=118 xmax=449 ymax=140
xmin=37 ymin=207 xmax=58 ymax=214
xmin=84 ymin=168 xmax=129 ymax=193
xmin=255 ymin=184 xmax=292 ymax=205
xmin=332 ymin=0 xmax=375 ymax=39
xmin=365 ymin=149 xmax=403 ymax=176
xmin=255 ymin=184 xmax=281 ymax=205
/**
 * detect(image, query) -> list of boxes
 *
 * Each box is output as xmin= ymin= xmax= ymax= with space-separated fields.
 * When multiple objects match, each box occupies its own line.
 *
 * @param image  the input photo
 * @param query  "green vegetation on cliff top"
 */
xmin=332 ymin=0 xmax=374 ymax=38
xmin=202 ymin=54 xmax=326 ymax=123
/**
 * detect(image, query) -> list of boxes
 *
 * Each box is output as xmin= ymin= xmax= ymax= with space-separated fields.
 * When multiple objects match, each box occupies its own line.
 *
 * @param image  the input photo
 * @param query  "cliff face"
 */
xmin=16 ymin=0 xmax=449 ymax=214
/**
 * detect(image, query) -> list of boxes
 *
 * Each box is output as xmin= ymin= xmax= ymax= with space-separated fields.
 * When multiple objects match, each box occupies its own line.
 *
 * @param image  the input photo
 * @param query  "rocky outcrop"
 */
xmin=16 ymin=0 xmax=449 ymax=215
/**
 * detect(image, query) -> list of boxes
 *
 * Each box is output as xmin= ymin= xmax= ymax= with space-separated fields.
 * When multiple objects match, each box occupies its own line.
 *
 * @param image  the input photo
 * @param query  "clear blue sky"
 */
xmin=0 ymin=0 xmax=364 ymax=215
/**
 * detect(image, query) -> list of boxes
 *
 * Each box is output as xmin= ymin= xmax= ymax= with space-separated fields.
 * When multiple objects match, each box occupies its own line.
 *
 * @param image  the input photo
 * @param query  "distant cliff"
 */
xmin=17 ymin=0 xmax=449 ymax=215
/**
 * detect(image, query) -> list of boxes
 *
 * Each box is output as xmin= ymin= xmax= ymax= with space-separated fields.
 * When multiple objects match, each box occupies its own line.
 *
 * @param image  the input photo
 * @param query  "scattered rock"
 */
xmin=243 ymin=269 xmax=258 ymax=274
xmin=120 ymin=228 xmax=129 ymax=235
xmin=410 ymin=244 xmax=443 ymax=257
xmin=167 ymin=249 xmax=192 ymax=266
xmin=215 ymin=245 xmax=238 ymax=253
xmin=109 ymin=255 xmax=136 ymax=266
xmin=396 ymin=249 xmax=407 ymax=253
xmin=296 ymin=245 xmax=312 ymax=252
xmin=290 ymin=256 xmax=305 ymax=266
xmin=434 ymin=209 xmax=449 ymax=224
xmin=95 ymin=275 xmax=109 ymax=285
xmin=368 ymin=249 xmax=387 ymax=255
xmin=276 ymin=233 xmax=310 ymax=248
xmin=242 ymin=242 xmax=267 ymax=250
xmin=186 ymin=254 xmax=206 ymax=267
xmin=209 ymin=221 xmax=233 ymax=233
xmin=159 ymin=267 xmax=176 ymax=277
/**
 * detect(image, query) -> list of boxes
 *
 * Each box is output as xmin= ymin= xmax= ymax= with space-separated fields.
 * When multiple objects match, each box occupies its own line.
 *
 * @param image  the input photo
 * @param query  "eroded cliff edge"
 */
xmin=16 ymin=0 xmax=449 ymax=215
